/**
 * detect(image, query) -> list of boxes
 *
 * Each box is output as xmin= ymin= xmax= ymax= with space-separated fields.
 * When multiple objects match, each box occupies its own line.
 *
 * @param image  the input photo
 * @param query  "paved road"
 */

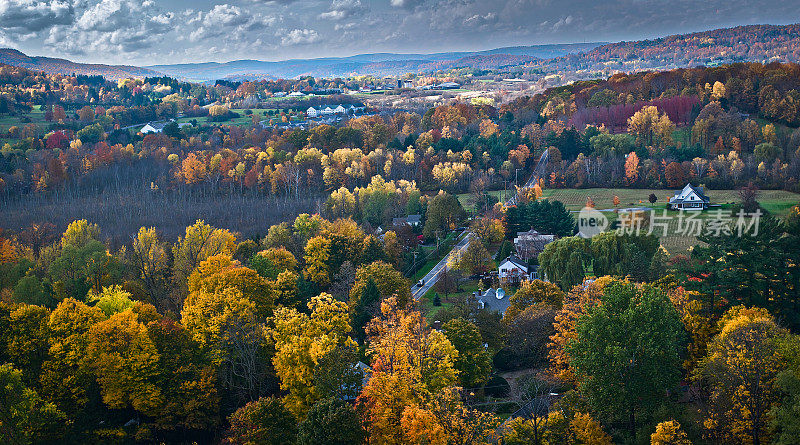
xmin=411 ymin=233 xmax=471 ymax=300
xmin=411 ymin=158 xmax=545 ymax=301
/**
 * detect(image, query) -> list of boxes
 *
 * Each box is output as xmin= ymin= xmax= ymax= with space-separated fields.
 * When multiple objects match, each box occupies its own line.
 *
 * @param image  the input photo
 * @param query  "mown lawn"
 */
xmin=457 ymin=187 xmax=800 ymax=254
xmin=0 ymin=105 xmax=47 ymax=133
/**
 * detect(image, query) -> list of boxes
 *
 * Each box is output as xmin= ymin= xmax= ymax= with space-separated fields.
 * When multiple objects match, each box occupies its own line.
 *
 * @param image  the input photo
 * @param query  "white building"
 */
xmin=306 ymin=104 xmax=366 ymax=118
xmin=140 ymin=121 xmax=191 ymax=134
xmin=498 ymin=255 xmax=543 ymax=284
xmin=668 ymin=183 xmax=710 ymax=210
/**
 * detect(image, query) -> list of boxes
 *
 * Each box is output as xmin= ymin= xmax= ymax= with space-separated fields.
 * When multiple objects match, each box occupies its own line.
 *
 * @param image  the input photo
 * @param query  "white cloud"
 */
xmin=390 ymin=0 xmax=423 ymax=8
xmin=281 ymin=28 xmax=320 ymax=45
xmin=188 ymin=4 xmax=275 ymax=42
xmin=319 ymin=0 xmax=365 ymax=20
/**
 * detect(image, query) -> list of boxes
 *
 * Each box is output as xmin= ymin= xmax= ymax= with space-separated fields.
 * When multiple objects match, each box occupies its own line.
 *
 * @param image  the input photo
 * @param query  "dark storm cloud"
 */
xmin=0 ymin=0 xmax=75 ymax=34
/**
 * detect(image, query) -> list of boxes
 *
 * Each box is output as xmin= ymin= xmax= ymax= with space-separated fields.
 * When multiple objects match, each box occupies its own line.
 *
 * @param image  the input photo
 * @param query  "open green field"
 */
xmin=150 ymin=108 xmax=303 ymax=131
xmin=0 ymin=105 xmax=47 ymax=133
xmin=459 ymin=187 xmax=800 ymax=254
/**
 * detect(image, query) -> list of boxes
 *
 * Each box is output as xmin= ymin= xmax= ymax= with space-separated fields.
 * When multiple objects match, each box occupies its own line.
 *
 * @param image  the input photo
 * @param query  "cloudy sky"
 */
xmin=1 ymin=0 xmax=799 ymax=66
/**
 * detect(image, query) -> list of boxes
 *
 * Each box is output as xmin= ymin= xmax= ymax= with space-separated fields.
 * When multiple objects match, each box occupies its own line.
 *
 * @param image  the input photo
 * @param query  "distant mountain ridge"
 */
xmin=2 ymin=23 xmax=800 ymax=82
xmin=0 ymin=48 xmax=159 ymax=79
xmin=145 ymin=43 xmax=601 ymax=81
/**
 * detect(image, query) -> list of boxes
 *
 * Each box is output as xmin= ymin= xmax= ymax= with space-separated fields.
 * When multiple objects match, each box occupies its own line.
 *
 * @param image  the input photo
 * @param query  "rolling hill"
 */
xmin=0 ymin=48 xmax=159 ymax=79
xmin=3 ymin=23 xmax=800 ymax=82
xmin=145 ymin=43 xmax=601 ymax=81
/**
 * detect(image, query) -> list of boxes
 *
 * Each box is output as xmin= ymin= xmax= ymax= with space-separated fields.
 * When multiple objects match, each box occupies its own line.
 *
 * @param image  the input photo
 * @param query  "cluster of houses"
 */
xmin=469 ymin=184 xmax=713 ymax=317
xmin=420 ymin=82 xmax=460 ymax=90
xmin=306 ymin=104 xmax=367 ymax=118
xmin=466 ymin=228 xmax=557 ymax=316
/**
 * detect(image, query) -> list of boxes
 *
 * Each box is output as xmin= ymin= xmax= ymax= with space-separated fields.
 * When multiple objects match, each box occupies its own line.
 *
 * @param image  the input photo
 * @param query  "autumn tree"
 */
xmin=172 ymin=220 xmax=236 ymax=302
xmin=506 ymin=279 xmax=565 ymax=319
xmin=358 ymin=297 xmax=458 ymax=443
xmin=651 ymin=420 xmax=692 ymax=445
xmin=696 ymin=306 xmax=787 ymax=445
xmin=224 ymin=396 xmax=297 ymax=445
xmin=39 ymin=298 xmax=105 ymax=420
xmin=0 ymin=363 xmax=66 ymax=444
xmin=303 ymin=236 xmax=333 ymax=288
xmin=348 ymin=261 xmax=411 ymax=310
xmin=567 ymin=282 xmax=684 ymax=439
xmin=423 ymin=191 xmax=466 ymax=239
xmin=297 ymin=397 xmax=367 ymax=445
xmin=625 ymin=152 xmax=640 ymax=185
xmin=449 ymin=238 xmax=492 ymax=276
xmin=87 ymin=304 xmax=220 ymax=437
xmin=442 ymin=318 xmax=492 ymax=388
xmin=401 ymin=387 xmax=500 ymax=445
xmin=187 ymin=254 xmax=274 ymax=317
xmin=129 ymin=226 xmax=169 ymax=309
xmin=665 ymin=162 xmax=687 ymax=188
xmin=627 ymin=106 xmax=675 ymax=151
xmin=272 ymin=293 xmax=354 ymax=417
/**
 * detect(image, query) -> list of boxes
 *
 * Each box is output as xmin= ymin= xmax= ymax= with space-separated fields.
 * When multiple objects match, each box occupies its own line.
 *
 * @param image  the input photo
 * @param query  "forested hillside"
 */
xmin=2 ymin=57 xmax=800 ymax=444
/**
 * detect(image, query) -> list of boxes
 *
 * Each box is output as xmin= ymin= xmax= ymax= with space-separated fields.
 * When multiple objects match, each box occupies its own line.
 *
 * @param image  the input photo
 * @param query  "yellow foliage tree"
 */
xmin=695 ymin=306 xmax=787 ymax=444
xmin=303 ymin=236 xmax=332 ymax=288
xmin=271 ymin=293 xmax=353 ymax=417
xmin=651 ymin=420 xmax=692 ymax=445
xmin=358 ymin=297 xmax=459 ymax=444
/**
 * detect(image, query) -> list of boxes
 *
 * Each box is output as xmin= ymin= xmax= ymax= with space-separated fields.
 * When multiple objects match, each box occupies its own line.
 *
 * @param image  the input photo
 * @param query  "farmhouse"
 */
xmin=668 ymin=183 xmax=710 ymax=210
xmin=392 ymin=214 xmax=421 ymax=227
xmin=513 ymin=229 xmax=555 ymax=262
xmin=140 ymin=121 xmax=190 ymax=134
xmin=140 ymin=122 xmax=168 ymax=133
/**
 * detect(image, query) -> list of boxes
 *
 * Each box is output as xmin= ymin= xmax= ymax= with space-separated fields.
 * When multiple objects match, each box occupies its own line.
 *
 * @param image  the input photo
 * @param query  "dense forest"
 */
xmin=2 ymin=58 xmax=800 ymax=443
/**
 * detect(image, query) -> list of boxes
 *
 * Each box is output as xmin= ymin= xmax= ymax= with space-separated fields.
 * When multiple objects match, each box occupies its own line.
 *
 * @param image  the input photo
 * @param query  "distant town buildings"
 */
xmin=306 ymin=104 xmax=366 ymax=118
xmin=420 ymin=82 xmax=460 ymax=90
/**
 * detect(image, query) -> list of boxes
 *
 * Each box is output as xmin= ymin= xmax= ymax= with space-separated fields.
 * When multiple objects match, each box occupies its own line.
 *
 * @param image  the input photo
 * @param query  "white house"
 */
xmin=498 ymin=256 xmax=528 ymax=284
xmin=140 ymin=121 xmax=190 ymax=134
xmin=140 ymin=122 xmax=167 ymax=134
xmin=668 ymin=183 xmax=710 ymax=210
xmin=287 ymin=91 xmax=305 ymax=97
xmin=306 ymin=106 xmax=319 ymax=118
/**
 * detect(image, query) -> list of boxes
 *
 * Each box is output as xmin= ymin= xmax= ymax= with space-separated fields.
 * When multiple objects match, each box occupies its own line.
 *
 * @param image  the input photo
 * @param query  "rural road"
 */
xmin=411 ymin=232 xmax=472 ymax=300
xmin=411 ymin=150 xmax=549 ymax=301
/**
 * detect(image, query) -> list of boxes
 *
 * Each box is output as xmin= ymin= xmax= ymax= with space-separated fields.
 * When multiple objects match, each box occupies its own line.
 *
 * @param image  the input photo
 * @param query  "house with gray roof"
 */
xmin=668 ymin=183 xmax=710 ymax=210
